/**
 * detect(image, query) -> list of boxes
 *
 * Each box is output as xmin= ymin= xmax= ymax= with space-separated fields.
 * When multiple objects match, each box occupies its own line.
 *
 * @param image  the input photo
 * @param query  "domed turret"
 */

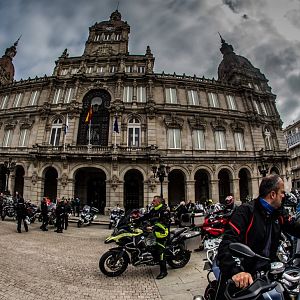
xmin=217 ymin=34 xmax=269 ymax=89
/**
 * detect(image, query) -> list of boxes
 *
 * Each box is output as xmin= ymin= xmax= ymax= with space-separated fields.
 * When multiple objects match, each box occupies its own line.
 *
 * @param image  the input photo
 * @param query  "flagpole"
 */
xmin=63 ymin=130 xmax=66 ymax=152
xmin=88 ymin=119 xmax=92 ymax=148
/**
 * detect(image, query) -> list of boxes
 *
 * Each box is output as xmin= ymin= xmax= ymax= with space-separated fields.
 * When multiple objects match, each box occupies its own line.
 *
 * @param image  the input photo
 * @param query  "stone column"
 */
xmin=186 ymin=180 xmax=195 ymax=202
xmin=232 ymin=178 xmax=241 ymax=205
xmin=210 ymin=179 xmax=219 ymax=203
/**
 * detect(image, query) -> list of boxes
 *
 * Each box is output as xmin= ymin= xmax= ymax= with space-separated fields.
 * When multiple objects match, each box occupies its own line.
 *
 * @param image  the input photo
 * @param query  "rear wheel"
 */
xmin=99 ymin=250 xmax=129 ymax=277
xmin=77 ymin=220 xmax=82 ymax=228
xmin=167 ymin=245 xmax=191 ymax=269
xmin=204 ymin=280 xmax=218 ymax=300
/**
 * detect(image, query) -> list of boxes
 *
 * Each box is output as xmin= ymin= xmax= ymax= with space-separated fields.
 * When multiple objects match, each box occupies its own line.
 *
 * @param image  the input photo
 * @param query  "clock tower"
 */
xmin=83 ymin=10 xmax=130 ymax=57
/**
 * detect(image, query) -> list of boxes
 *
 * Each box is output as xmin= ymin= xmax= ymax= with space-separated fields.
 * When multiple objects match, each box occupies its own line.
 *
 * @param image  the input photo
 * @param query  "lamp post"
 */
xmin=4 ymin=158 xmax=16 ymax=195
xmin=258 ymin=161 xmax=269 ymax=177
xmin=152 ymin=162 xmax=170 ymax=199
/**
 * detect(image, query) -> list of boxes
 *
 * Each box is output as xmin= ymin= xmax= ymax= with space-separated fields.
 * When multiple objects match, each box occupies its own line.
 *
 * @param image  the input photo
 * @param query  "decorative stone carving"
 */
xmin=230 ymin=121 xmax=245 ymax=132
xmin=31 ymin=171 xmax=38 ymax=185
xmin=188 ymin=115 xmax=207 ymax=130
xmin=19 ymin=117 xmax=34 ymax=129
xmin=66 ymin=100 xmax=81 ymax=115
xmin=211 ymin=117 xmax=227 ymax=131
xmin=39 ymin=102 xmax=51 ymax=119
xmin=144 ymin=100 xmax=156 ymax=119
xmin=148 ymin=176 xmax=156 ymax=191
xmin=164 ymin=113 xmax=184 ymax=129
xmin=60 ymin=173 xmax=68 ymax=187
xmin=4 ymin=118 xmax=17 ymax=129
xmin=110 ymin=175 xmax=120 ymax=190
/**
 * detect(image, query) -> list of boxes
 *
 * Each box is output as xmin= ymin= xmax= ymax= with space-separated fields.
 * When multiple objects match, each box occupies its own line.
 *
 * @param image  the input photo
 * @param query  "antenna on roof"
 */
xmin=116 ymin=1 xmax=119 ymax=10
xmin=218 ymin=32 xmax=225 ymax=44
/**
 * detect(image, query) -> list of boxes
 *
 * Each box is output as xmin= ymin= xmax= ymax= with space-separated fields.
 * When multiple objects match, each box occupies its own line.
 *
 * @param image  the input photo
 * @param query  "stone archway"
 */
xmin=124 ymin=169 xmax=144 ymax=211
xmin=168 ymin=169 xmax=185 ymax=208
xmin=239 ymin=168 xmax=252 ymax=203
xmin=218 ymin=169 xmax=232 ymax=203
xmin=0 ymin=164 xmax=6 ymax=193
xmin=270 ymin=166 xmax=280 ymax=175
xmin=74 ymin=168 xmax=106 ymax=214
xmin=14 ymin=165 xmax=25 ymax=197
xmin=44 ymin=167 xmax=58 ymax=202
xmin=195 ymin=169 xmax=210 ymax=204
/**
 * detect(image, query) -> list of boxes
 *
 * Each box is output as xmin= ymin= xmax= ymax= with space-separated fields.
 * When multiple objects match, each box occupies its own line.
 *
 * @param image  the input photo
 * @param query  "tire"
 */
xmin=1 ymin=214 xmax=5 ymax=221
xmin=109 ymin=223 xmax=112 ymax=229
xmin=167 ymin=246 xmax=191 ymax=269
xmin=77 ymin=220 xmax=82 ymax=228
xmin=204 ymin=280 xmax=218 ymax=300
xmin=99 ymin=250 xmax=129 ymax=277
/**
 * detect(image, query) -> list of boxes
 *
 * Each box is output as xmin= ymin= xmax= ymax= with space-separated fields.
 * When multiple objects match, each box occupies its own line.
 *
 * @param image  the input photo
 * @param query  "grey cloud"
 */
xmin=285 ymin=9 xmax=300 ymax=28
xmin=222 ymin=0 xmax=241 ymax=13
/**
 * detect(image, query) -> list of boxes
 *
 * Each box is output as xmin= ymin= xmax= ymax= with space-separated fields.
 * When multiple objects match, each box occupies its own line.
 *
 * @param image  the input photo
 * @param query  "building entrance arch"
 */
xmin=218 ymin=169 xmax=232 ymax=203
xmin=74 ymin=168 xmax=106 ymax=214
xmin=195 ymin=170 xmax=210 ymax=204
xmin=14 ymin=165 xmax=25 ymax=196
xmin=239 ymin=168 xmax=252 ymax=203
xmin=124 ymin=169 xmax=144 ymax=211
xmin=0 ymin=165 xmax=6 ymax=193
xmin=168 ymin=169 xmax=185 ymax=208
xmin=44 ymin=167 xmax=58 ymax=201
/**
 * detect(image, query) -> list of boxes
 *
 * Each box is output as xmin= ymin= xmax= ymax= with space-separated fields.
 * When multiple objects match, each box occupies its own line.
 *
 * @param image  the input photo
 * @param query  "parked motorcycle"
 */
xmin=1 ymin=196 xmax=16 ymax=221
xmin=25 ymin=202 xmax=39 ymax=224
xmin=108 ymin=208 xmax=125 ymax=229
xmin=77 ymin=205 xmax=99 ymax=227
xmin=99 ymin=210 xmax=201 ymax=277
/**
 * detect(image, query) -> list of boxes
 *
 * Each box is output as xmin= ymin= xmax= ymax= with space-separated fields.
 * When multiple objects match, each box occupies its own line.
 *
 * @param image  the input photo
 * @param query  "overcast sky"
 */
xmin=1 ymin=0 xmax=300 ymax=128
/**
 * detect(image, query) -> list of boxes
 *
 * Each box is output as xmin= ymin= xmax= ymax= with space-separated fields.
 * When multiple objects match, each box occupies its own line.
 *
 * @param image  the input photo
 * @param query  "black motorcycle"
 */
xmin=99 ymin=211 xmax=201 ymax=277
xmin=77 ymin=205 xmax=99 ymax=227
xmin=1 ymin=196 xmax=16 ymax=221
xmin=109 ymin=208 xmax=125 ymax=229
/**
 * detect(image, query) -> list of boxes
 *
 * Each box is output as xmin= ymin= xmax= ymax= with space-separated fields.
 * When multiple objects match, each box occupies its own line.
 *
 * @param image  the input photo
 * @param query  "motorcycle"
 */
xmin=25 ymin=202 xmax=39 ymax=224
xmin=99 ymin=210 xmax=201 ymax=277
xmin=1 ymin=196 xmax=16 ymax=221
xmin=77 ymin=205 xmax=99 ymax=227
xmin=108 ymin=208 xmax=125 ymax=229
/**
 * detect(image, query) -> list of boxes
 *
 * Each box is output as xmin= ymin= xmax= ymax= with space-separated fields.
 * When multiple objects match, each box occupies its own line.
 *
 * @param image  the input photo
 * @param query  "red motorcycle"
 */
xmin=198 ymin=210 xmax=232 ymax=250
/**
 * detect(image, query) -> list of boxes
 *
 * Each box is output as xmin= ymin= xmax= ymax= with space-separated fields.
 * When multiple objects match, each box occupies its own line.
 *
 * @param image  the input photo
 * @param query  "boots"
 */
xmin=156 ymin=261 xmax=168 ymax=280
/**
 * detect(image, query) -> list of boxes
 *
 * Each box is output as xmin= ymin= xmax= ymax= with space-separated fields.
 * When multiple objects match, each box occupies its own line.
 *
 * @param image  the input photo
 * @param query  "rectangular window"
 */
xmin=60 ymin=69 xmax=68 ymax=75
xmin=208 ymin=92 xmax=219 ymax=108
xmin=14 ymin=93 xmax=23 ymax=107
xmin=193 ymin=129 xmax=205 ymax=150
xmin=103 ymin=34 xmax=110 ymax=41
xmin=19 ymin=128 xmax=30 ymax=147
xmin=110 ymin=66 xmax=116 ymax=73
xmin=168 ymin=128 xmax=181 ymax=149
xmin=64 ymin=88 xmax=74 ymax=103
xmin=254 ymin=83 xmax=260 ymax=91
xmin=137 ymin=87 xmax=146 ymax=102
xmin=94 ymin=35 xmax=100 ymax=41
xmin=3 ymin=129 xmax=12 ymax=147
xmin=50 ymin=128 xmax=61 ymax=146
xmin=261 ymin=102 xmax=268 ymax=116
xmin=188 ymin=90 xmax=199 ymax=105
xmin=71 ymin=68 xmax=78 ymax=74
xmin=115 ymin=34 xmax=121 ymax=41
xmin=138 ymin=66 xmax=145 ymax=73
xmin=97 ymin=66 xmax=104 ymax=73
xmin=1 ymin=95 xmax=9 ymax=109
xmin=215 ymin=130 xmax=226 ymax=150
xmin=53 ymin=89 xmax=61 ymax=104
xmin=254 ymin=100 xmax=261 ymax=114
xmin=226 ymin=95 xmax=237 ymax=110
xmin=165 ymin=88 xmax=177 ymax=104
xmin=123 ymin=86 xmax=133 ymax=102
xmin=86 ymin=66 xmax=93 ymax=74
xmin=28 ymin=90 xmax=39 ymax=106
xmin=234 ymin=132 xmax=245 ymax=151
xmin=125 ymin=66 xmax=133 ymax=73
xmin=128 ymin=128 xmax=140 ymax=147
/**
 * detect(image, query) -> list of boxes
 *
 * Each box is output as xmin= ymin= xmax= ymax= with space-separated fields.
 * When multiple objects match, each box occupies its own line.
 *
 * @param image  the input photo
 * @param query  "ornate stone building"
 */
xmin=0 ymin=10 xmax=288 ymax=212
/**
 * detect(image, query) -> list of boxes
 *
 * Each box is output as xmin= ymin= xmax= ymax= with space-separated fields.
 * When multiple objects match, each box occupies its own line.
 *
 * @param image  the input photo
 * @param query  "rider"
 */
xmin=215 ymin=174 xmax=300 ymax=300
xmin=136 ymin=195 xmax=170 ymax=279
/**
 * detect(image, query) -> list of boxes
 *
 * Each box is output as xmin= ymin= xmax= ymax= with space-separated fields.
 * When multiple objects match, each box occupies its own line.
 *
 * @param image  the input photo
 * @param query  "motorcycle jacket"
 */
xmin=138 ymin=204 xmax=170 ymax=239
xmin=218 ymin=198 xmax=300 ymax=278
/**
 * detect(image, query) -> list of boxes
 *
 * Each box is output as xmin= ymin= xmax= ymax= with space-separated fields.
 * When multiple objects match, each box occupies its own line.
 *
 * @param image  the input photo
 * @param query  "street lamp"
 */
xmin=4 ymin=158 xmax=16 ymax=195
xmin=258 ymin=161 xmax=269 ymax=177
xmin=152 ymin=162 xmax=170 ymax=199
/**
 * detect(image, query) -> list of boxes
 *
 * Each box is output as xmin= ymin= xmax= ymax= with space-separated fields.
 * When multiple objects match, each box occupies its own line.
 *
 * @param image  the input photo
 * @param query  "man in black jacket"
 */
xmin=136 ymin=195 xmax=170 ymax=279
xmin=215 ymin=174 xmax=300 ymax=299
xmin=40 ymin=197 xmax=49 ymax=231
xmin=16 ymin=195 xmax=28 ymax=233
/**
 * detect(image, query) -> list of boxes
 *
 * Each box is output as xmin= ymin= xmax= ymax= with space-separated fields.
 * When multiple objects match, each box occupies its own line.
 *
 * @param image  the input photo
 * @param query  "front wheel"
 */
xmin=99 ymin=250 xmax=129 ymax=277
xmin=167 ymin=246 xmax=191 ymax=269
xmin=77 ymin=220 xmax=82 ymax=228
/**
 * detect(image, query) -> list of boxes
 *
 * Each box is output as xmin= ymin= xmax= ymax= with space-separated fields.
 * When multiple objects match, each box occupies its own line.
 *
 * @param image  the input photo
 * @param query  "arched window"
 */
xmin=128 ymin=118 xmax=141 ymax=147
xmin=50 ymin=119 xmax=63 ymax=146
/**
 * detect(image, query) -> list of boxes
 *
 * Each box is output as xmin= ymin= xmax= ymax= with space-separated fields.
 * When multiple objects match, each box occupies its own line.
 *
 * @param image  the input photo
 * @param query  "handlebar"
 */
xmin=224 ymin=278 xmax=277 ymax=300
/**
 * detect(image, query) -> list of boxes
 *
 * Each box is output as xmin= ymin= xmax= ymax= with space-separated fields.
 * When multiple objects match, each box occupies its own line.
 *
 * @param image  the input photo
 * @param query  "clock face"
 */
xmin=91 ymin=97 xmax=103 ymax=106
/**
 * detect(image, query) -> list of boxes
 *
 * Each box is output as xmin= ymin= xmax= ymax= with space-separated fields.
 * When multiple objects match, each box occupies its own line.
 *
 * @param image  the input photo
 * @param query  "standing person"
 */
xmin=215 ymin=175 xmax=300 ymax=300
xmin=64 ymin=199 xmax=71 ymax=230
xmin=55 ymin=198 xmax=65 ymax=233
xmin=0 ymin=192 xmax=4 ymax=219
xmin=75 ymin=197 xmax=80 ymax=217
xmin=16 ymin=195 xmax=28 ymax=233
xmin=40 ymin=197 xmax=49 ymax=231
xmin=70 ymin=198 xmax=75 ymax=216
xmin=135 ymin=195 xmax=170 ymax=279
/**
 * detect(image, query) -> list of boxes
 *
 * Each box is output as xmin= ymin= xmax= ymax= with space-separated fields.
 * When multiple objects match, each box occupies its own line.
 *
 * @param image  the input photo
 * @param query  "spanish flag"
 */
xmin=85 ymin=107 xmax=93 ymax=123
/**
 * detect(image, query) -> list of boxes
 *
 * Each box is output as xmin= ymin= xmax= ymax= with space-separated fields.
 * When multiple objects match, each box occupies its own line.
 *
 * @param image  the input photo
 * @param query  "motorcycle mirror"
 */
xmin=229 ymin=243 xmax=256 ymax=258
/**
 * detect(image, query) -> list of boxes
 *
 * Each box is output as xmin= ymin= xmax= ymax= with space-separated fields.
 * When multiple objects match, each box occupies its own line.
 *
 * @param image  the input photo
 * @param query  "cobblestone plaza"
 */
xmin=0 ymin=220 xmax=206 ymax=300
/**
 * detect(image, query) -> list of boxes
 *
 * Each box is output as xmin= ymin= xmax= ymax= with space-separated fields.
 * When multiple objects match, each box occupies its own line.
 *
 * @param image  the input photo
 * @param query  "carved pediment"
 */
xmin=210 ymin=117 xmax=227 ymax=131
xmin=230 ymin=121 xmax=245 ymax=132
xmin=164 ymin=113 xmax=184 ymax=129
xmin=19 ymin=117 xmax=34 ymax=129
xmin=188 ymin=115 xmax=207 ymax=130
xmin=4 ymin=118 xmax=17 ymax=129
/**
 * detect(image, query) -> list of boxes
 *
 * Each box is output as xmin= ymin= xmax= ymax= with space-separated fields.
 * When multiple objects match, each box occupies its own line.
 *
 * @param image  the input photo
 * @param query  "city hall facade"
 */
xmin=0 ymin=10 xmax=288 ymax=212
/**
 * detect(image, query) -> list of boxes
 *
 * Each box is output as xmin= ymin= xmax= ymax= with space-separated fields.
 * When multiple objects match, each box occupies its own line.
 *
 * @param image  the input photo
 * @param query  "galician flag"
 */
xmin=85 ymin=107 xmax=93 ymax=123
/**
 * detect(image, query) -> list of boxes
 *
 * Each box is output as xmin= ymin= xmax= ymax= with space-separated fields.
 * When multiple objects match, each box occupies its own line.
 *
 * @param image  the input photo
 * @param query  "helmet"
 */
xmin=225 ymin=195 xmax=234 ymax=207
